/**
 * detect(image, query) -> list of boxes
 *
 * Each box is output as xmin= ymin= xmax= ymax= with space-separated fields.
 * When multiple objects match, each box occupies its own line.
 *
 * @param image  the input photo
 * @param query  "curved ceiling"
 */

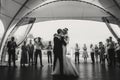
xmin=1 ymin=0 xmax=120 ymax=30
xmin=25 ymin=1 xmax=114 ymax=23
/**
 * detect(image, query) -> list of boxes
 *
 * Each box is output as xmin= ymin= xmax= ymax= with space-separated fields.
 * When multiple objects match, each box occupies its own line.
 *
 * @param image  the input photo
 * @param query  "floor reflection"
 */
xmin=0 ymin=62 xmax=120 ymax=80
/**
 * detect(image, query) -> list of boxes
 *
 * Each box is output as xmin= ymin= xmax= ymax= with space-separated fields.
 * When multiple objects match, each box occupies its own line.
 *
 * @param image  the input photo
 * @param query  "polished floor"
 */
xmin=0 ymin=60 xmax=120 ymax=80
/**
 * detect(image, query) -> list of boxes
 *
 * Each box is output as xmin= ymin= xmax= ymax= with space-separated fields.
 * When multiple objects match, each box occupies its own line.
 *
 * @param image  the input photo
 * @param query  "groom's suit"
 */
xmin=53 ymin=35 xmax=65 ymax=75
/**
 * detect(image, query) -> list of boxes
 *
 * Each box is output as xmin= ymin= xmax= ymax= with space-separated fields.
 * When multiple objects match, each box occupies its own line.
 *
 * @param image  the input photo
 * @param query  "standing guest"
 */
xmin=116 ymin=38 xmax=120 ymax=67
xmin=27 ymin=39 xmax=34 ymax=65
xmin=114 ymin=43 xmax=118 ymax=65
xmin=75 ymin=43 xmax=80 ymax=64
xmin=34 ymin=37 xmax=44 ymax=67
xmin=108 ymin=37 xmax=115 ymax=66
xmin=7 ymin=37 xmax=17 ymax=67
xmin=94 ymin=45 xmax=99 ymax=63
xmin=20 ymin=41 xmax=28 ymax=66
xmin=47 ymin=41 xmax=53 ymax=65
xmin=115 ymin=43 xmax=120 ymax=65
xmin=99 ymin=42 xmax=105 ymax=64
xmin=105 ymin=39 xmax=110 ymax=65
xmin=90 ymin=44 xmax=95 ymax=64
xmin=82 ymin=44 xmax=88 ymax=63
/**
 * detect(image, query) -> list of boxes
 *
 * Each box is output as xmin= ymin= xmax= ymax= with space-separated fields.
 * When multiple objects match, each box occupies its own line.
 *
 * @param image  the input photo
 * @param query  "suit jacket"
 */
xmin=27 ymin=44 xmax=34 ymax=54
xmin=7 ymin=41 xmax=17 ymax=52
xmin=53 ymin=36 xmax=66 ymax=57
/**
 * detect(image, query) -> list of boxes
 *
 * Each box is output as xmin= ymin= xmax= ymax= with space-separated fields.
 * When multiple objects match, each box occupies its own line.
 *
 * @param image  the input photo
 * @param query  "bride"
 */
xmin=52 ymin=28 xmax=79 ymax=77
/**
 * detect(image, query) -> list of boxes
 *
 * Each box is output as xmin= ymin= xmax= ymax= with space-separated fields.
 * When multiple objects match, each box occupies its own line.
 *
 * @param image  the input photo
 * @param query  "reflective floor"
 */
xmin=0 ymin=60 xmax=120 ymax=80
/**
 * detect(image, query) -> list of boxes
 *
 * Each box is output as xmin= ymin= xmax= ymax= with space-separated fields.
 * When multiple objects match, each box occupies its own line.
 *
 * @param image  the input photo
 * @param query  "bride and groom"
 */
xmin=52 ymin=28 xmax=79 ymax=77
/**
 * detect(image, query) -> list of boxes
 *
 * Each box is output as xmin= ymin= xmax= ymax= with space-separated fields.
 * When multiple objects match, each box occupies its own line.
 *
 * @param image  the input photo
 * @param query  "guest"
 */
xmin=34 ymin=37 xmax=44 ymax=67
xmin=90 ymin=44 xmax=95 ymax=64
xmin=105 ymin=39 xmax=110 ymax=65
xmin=20 ymin=41 xmax=28 ymax=66
xmin=108 ymin=37 xmax=115 ymax=66
xmin=116 ymin=38 xmax=120 ymax=67
xmin=94 ymin=45 xmax=99 ymax=63
xmin=47 ymin=41 xmax=53 ymax=65
xmin=27 ymin=39 xmax=34 ymax=65
xmin=7 ymin=37 xmax=17 ymax=67
xmin=75 ymin=43 xmax=80 ymax=64
xmin=82 ymin=44 xmax=88 ymax=63
xmin=99 ymin=42 xmax=105 ymax=64
xmin=95 ymin=45 xmax=99 ymax=63
xmin=114 ymin=43 xmax=118 ymax=65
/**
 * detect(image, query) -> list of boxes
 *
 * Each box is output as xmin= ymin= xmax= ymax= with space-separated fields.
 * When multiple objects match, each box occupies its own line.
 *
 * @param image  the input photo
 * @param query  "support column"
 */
xmin=102 ymin=17 xmax=119 ymax=40
xmin=0 ymin=18 xmax=36 ymax=63
xmin=17 ymin=18 xmax=36 ymax=46
xmin=0 ymin=0 xmax=29 ymax=62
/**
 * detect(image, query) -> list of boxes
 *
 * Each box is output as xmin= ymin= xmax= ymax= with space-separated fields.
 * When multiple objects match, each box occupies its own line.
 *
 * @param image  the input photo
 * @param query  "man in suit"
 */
xmin=7 ymin=37 xmax=17 ymax=67
xmin=27 ymin=39 xmax=34 ymax=65
xmin=53 ymin=29 xmax=64 ymax=75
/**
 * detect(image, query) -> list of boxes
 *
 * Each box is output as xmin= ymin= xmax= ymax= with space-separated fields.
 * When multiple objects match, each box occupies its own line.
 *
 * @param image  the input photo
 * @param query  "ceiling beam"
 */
xmin=11 ymin=0 xmax=30 ymax=9
xmin=25 ymin=0 xmax=119 ymax=22
xmin=0 ymin=0 xmax=30 ymax=61
xmin=112 ymin=0 xmax=120 ymax=10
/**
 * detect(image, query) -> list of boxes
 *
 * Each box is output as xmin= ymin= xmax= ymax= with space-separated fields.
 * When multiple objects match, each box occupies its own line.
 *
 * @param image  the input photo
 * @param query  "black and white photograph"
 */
xmin=1 ymin=0 xmax=120 ymax=80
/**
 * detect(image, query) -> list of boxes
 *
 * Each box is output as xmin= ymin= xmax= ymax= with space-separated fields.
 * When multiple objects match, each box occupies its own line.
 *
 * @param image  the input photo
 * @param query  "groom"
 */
xmin=53 ymin=29 xmax=64 ymax=75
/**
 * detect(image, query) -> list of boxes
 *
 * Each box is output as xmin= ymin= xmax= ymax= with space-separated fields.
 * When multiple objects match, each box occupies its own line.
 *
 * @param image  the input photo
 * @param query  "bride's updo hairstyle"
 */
xmin=64 ymin=28 xmax=68 ymax=31
xmin=63 ymin=28 xmax=68 ymax=35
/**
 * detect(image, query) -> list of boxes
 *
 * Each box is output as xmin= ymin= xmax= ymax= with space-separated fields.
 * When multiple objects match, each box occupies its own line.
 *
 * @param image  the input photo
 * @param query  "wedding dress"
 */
xmin=52 ymin=43 xmax=79 ymax=77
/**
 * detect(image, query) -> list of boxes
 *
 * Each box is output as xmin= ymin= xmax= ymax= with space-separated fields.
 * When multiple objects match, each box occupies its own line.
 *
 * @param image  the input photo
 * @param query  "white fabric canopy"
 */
xmin=0 ymin=0 xmax=120 ymax=30
xmin=0 ymin=0 xmax=120 ymax=59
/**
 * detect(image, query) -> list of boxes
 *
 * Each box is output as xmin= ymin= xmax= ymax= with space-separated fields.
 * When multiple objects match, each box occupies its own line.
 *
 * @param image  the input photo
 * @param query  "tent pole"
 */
xmin=17 ymin=18 xmax=36 ymax=46
xmin=0 ymin=0 xmax=29 ymax=63
xmin=112 ymin=0 xmax=120 ymax=11
xmin=0 ymin=18 xmax=36 ymax=63
xmin=102 ymin=17 xmax=119 ymax=40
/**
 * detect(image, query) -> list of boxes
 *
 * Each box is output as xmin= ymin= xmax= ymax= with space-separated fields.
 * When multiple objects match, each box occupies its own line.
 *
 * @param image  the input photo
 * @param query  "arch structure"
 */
xmin=0 ymin=0 xmax=120 ymax=61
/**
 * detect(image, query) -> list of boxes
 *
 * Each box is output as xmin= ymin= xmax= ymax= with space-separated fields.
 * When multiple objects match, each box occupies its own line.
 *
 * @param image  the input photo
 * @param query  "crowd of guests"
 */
xmin=6 ymin=35 xmax=120 ymax=67
xmin=75 ymin=36 xmax=120 ymax=67
xmin=6 ymin=36 xmax=53 ymax=67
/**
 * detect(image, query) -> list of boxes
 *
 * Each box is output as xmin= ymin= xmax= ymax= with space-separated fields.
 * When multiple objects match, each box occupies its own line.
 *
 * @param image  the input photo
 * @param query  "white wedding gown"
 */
xmin=52 ymin=45 xmax=79 ymax=77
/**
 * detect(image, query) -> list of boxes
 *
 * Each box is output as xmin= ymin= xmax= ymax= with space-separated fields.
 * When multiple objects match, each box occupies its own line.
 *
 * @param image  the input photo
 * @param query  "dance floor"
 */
xmin=0 ymin=59 xmax=120 ymax=80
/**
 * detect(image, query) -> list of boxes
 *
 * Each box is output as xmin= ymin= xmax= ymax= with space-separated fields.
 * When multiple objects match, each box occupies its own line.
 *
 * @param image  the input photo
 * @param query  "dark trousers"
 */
xmin=108 ymin=49 xmax=115 ymax=66
xmin=8 ymin=50 xmax=16 ymax=66
xmin=53 ymin=53 xmax=63 ymax=75
xmin=91 ymin=52 xmax=95 ymax=64
xmin=47 ymin=51 xmax=52 ymax=64
xmin=35 ymin=49 xmax=42 ymax=66
xmin=100 ymin=53 xmax=105 ymax=63
xmin=28 ymin=52 xmax=33 ymax=64
xmin=53 ymin=54 xmax=57 ymax=71
xmin=75 ymin=52 xmax=79 ymax=63
xmin=116 ymin=50 xmax=120 ymax=64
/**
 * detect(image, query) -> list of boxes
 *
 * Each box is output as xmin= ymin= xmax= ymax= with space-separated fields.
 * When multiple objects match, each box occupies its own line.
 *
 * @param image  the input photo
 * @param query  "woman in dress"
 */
xmin=52 ymin=28 xmax=79 ymax=77
xmin=94 ymin=45 xmax=99 ymax=63
xmin=82 ymin=44 xmax=88 ymax=63
xmin=20 ymin=41 xmax=28 ymax=66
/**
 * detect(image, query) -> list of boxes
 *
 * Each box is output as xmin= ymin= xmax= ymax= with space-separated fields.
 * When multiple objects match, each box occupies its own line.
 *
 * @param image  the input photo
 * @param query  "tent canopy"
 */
xmin=1 ymin=0 xmax=120 ymax=60
xmin=1 ymin=0 xmax=120 ymax=30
